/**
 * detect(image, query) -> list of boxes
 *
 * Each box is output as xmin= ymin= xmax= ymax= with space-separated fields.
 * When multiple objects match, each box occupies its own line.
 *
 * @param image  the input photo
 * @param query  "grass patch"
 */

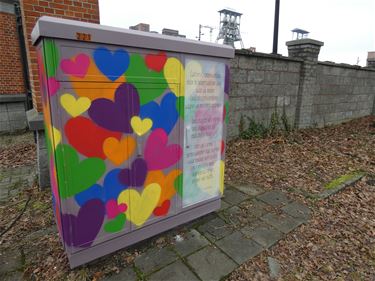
xmin=324 ymin=172 xmax=364 ymax=190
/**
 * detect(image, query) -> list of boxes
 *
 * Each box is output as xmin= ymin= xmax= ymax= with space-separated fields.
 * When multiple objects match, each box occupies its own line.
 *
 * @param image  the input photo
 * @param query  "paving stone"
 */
xmin=134 ymin=247 xmax=178 ymax=274
xmin=2 ymin=271 xmax=23 ymax=281
xmin=261 ymin=212 xmax=303 ymax=234
xmin=103 ymin=267 xmax=137 ymax=281
xmin=187 ymin=245 xmax=237 ymax=281
xmin=172 ymin=229 xmax=209 ymax=257
xmin=257 ymin=190 xmax=291 ymax=207
xmin=219 ymin=200 xmax=231 ymax=211
xmin=0 ymin=249 xmax=23 ymax=275
xmin=197 ymin=216 xmax=234 ymax=242
xmin=282 ymin=201 xmax=311 ymax=222
xmin=239 ymin=199 xmax=270 ymax=218
xmin=215 ymin=231 xmax=263 ymax=264
xmin=222 ymin=187 xmax=248 ymax=205
xmin=240 ymin=221 xmax=284 ymax=248
xmin=219 ymin=205 xmax=257 ymax=228
xmin=148 ymin=260 xmax=199 ymax=281
xmin=232 ymin=183 xmax=265 ymax=196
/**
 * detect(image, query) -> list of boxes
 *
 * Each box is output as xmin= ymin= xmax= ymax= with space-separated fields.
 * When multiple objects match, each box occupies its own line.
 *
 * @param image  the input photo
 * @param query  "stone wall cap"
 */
xmin=286 ymin=39 xmax=324 ymax=47
xmin=235 ymin=49 xmax=303 ymax=62
xmin=0 ymin=94 xmax=26 ymax=103
xmin=32 ymin=16 xmax=234 ymax=59
xmin=26 ymin=108 xmax=44 ymax=131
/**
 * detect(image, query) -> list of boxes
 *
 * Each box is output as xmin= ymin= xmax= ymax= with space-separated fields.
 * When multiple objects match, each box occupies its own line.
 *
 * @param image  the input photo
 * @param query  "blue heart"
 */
xmin=93 ymin=48 xmax=129 ymax=81
xmin=140 ymin=92 xmax=178 ymax=134
xmin=75 ymin=169 xmax=127 ymax=206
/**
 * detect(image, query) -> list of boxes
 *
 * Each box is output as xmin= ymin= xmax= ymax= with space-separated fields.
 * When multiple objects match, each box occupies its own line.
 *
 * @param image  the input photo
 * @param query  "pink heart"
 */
xmin=60 ymin=53 xmax=90 ymax=78
xmin=47 ymin=77 xmax=60 ymax=96
xmin=144 ymin=128 xmax=182 ymax=170
xmin=106 ymin=199 xmax=127 ymax=219
xmin=195 ymin=106 xmax=222 ymax=137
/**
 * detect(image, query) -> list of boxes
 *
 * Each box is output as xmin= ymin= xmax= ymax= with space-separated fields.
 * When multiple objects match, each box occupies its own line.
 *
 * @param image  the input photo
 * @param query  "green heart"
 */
xmin=43 ymin=39 xmax=59 ymax=78
xmin=125 ymin=54 xmax=168 ymax=105
xmin=176 ymin=96 xmax=184 ymax=119
xmin=55 ymin=144 xmax=105 ymax=199
xmin=174 ymin=173 xmax=183 ymax=197
xmin=104 ymin=213 xmax=126 ymax=233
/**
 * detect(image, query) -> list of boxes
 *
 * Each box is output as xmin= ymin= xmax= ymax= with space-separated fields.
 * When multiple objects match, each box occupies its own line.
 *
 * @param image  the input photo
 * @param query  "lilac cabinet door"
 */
xmin=40 ymin=39 xmax=185 ymax=252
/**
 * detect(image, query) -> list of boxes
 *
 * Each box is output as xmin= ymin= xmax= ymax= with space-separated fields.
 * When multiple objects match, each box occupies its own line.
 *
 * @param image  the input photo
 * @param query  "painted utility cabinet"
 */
xmin=32 ymin=16 xmax=234 ymax=268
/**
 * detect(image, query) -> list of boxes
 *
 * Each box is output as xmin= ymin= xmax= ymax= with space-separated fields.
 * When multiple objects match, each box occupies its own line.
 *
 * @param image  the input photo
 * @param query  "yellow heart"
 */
xmin=163 ymin=57 xmax=185 ymax=97
xmin=60 ymin=93 xmax=91 ymax=117
xmin=52 ymin=126 xmax=61 ymax=148
xmin=217 ymin=160 xmax=225 ymax=195
xmin=130 ymin=116 xmax=153 ymax=136
xmin=197 ymin=160 xmax=225 ymax=195
xmin=118 ymin=184 xmax=161 ymax=227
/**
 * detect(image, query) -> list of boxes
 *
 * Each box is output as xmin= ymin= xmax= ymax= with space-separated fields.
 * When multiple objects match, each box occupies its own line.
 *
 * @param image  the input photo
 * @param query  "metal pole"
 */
xmin=272 ymin=0 xmax=280 ymax=54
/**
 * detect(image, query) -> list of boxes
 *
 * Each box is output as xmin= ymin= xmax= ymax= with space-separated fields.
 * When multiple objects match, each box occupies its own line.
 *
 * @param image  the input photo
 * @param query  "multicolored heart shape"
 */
xmin=118 ymin=158 xmax=148 ymax=187
xmin=88 ymin=83 xmax=140 ymax=133
xmin=61 ymin=199 xmax=105 ymax=248
xmin=93 ymin=47 xmax=129 ymax=81
xmin=144 ymin=169 xmax=181 ymax=205
xmin=55 ymin=144 xmax=106 ymax=199
xmin=140 ymin=92 xmax=179 ymax=134
xmin=153 ymin=200 xmax=171 ymax=217
xmin=74 ymin=169 xmax=127 ymax=206
xmin=104 ymin=213 xmax=126 ymax=233
xmin=130 ymin=116 xmax=152 ymax=136
xmin=47 ymin=77 xmax=60 ymax=96
xmin=103 ymin=136 xmax=136 ymax=166
xmin=60 ymin=53 xmax=90 ymax=78
xmin=60 ymin=93 xmax=91 ymax=117
xmin=65 ymin=116 xmax=121 ymax=159
xmin=118 ymin=184 xmax=161 ymax=227
xmin=145 ymin=51 xmax=167 ymax=72
xmin=144 ymin=129 xmax=182 ymax=170
xmin=125 ymin=54 xmax=168 ymax=105
xmin=106 ymin=199 xmax=127 ymax=219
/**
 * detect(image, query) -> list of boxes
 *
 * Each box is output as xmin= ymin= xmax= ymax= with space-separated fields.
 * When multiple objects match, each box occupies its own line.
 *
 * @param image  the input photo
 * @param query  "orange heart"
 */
xmin=145 ymin=169 xmax=182 ymax=206
xmin=103 ymin=136 xmax=136 ymax=166
xmin=70 ymin=58 xmax=126 ymax=101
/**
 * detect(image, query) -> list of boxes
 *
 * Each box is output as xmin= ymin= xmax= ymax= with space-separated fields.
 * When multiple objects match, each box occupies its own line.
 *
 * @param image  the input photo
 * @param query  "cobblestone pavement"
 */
xmin=0 ymin=165 xmax=36 ymax=204
xmin=103 ymin=184 xmax=311 ymax=281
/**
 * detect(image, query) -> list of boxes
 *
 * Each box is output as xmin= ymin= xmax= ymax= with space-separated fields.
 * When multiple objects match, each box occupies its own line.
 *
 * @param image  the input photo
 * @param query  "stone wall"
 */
xmin=312 ymin=62 xmax=375 ymax=127
xmin=228 ymin=50 xmax=302 ymax=138
xmin=228 ymin=40 xmax=375 ymax=139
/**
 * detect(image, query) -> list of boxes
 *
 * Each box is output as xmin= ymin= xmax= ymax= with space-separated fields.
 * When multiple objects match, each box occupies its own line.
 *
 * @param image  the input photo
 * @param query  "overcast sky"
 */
xmin=99 ymin=0 xmax=375 ymax=66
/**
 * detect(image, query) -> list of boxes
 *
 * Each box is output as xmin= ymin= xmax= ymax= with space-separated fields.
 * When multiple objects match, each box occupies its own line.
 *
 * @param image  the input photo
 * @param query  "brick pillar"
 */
xmin=21 ymin=0 xmax=100 ymax=189
xmin=20 ymin=0 xmax=100 ymax=112
xmin=367 ymin=51 xmax=375 ymax=68
xmin=286 ymin=38 xmax=324 ymax=128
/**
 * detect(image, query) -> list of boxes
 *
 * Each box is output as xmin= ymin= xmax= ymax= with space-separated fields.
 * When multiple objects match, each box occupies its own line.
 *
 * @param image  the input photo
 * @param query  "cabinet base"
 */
xmin=67 ymin=198 xmax=221 ymax=268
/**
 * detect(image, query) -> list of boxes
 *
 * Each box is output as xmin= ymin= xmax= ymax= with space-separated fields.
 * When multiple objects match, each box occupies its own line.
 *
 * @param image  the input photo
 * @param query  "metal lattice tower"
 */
xmin=216 ymin=9 xmax=244 ymax=48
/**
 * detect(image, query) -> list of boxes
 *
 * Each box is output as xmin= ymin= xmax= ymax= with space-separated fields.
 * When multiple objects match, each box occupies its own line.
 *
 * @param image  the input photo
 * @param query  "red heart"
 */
xmin=221 ymin=140 xmax=225 ymax=154
xmin=153 ymin=200 xmax=171 ymax=216
xmin=145 ymin=52 xmax=167 ymax=72
xmin=65 ymin=116 xmax=121 ymax=159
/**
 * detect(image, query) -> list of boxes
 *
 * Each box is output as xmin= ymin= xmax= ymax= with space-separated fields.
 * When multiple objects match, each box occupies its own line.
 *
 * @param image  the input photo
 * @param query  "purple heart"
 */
xmin=118 ymin=158 xmax=147 ymax=187
xmin=61 ymin=199 xmax=105 ymax=248
xmin=88 ymin=83 xmax=140 ymax=133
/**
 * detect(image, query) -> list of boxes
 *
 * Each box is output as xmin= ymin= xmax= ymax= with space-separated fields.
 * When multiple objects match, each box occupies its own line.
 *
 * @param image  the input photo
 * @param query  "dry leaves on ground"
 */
xmin=225 ymin=116 xmax=375 ymax=196
xmin=227 ymin=177 xmax=375 ymax=281
xmin=0 ymin=131 xmax=36 ymax=168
